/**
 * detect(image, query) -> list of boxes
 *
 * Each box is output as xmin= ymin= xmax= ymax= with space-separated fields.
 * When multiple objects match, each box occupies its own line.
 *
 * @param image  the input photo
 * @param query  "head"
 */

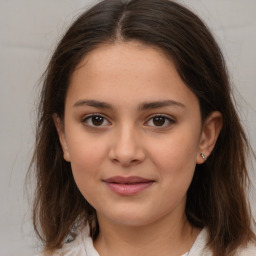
xmin=32 ymin=0 xmax=254 ymax=255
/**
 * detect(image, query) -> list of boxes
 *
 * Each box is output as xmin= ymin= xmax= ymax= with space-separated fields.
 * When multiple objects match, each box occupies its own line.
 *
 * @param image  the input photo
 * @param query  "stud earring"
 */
xmin=200 ymin=153 xmax=207 ymax=161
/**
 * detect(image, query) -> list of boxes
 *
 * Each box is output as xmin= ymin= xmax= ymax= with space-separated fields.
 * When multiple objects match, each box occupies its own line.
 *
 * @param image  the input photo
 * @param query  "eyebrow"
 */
xmin=73 ymin=100 xmax=113 ymax=109
xmin=138 ymin=100 xmax=185 ymax=110
xmin=73 ymin=99 xmax=185 ymax=110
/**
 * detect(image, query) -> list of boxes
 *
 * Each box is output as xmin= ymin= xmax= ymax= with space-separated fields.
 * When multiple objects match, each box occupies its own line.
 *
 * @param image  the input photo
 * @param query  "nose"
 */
xmin=108 ymin=125 xmax=146 ymax=167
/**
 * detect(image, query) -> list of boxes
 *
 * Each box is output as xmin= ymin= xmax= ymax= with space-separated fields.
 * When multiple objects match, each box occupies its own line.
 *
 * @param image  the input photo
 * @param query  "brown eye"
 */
xmin=91 ymin=116 xmax=104 ymax=126
xmin=145 ymin=115 xmax=175 ymax=128
xmin=152 ymin=116 xmax=166 ymax=126
xmin=83 ymin=115 xmax=110 ymax=127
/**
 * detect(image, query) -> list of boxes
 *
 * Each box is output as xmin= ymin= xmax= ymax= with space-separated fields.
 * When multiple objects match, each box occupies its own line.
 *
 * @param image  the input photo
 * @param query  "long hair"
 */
xmin=30 ymin=0 xmax=255 ymax=255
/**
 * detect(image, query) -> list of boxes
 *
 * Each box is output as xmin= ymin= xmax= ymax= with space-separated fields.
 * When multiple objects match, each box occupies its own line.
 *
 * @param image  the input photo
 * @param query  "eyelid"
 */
xmin=81 ymin=113 xmax=111 ymax=127
xmin=144 ymin=113 xmax=175 ymax=127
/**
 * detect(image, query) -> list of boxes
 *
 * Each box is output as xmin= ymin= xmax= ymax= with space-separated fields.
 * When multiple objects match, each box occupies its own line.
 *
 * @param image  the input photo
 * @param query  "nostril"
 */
xmin=111 ymin=157 xmax=141 ymax=167
xmin=131 ymin=159 xmax=140 ymax=164
xmin=112 ymin=158 xmax=119 ymax=164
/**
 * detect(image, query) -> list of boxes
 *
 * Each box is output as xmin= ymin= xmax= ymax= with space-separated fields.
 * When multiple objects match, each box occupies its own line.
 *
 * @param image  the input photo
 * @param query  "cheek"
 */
xmin=156 ymin=147 xmax=196 ymax=189
xmin=148 ymin=128 xmax=200 ymax=189
xmin=149 ymin=129 xmax=199 ymax=169
xmin=68 ymin=146 xmax=105 ymax=207
xmin=70 ymin=145 xmax=101 ymax=170
xmin=151 ymin=144 xmax=197 ymax=214
xmin=66 ymin=136 xmax=108 ymax=194
xmin=67 ymin=130 xmax=108 ymax=169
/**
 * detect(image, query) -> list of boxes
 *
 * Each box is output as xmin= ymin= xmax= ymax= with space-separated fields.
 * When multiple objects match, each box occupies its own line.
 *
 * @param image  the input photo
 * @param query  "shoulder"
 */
xmin=35 ymin=249 xmax=67 ymax=256
xmin=235 ymin=241 xmax=256 ymax=256
xmin=190 ymin=228 xmax=256 ymax=256
xmin=35 ymin=225 xmax=99 ymax=256
xmin=35 ymin=239 xmax=84 ymax=256
xmin=189 ymin=228 xmax=213 ymax=256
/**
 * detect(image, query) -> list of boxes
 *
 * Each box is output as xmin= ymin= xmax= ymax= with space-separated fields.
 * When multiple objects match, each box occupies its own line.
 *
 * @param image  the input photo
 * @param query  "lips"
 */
xmin=103 ymin=176 xmax=154 ymax=196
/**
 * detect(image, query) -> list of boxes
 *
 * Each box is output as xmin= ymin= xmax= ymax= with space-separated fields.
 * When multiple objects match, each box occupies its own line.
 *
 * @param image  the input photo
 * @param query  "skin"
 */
xmin=55 ymin=41 xmax=222 ymax=256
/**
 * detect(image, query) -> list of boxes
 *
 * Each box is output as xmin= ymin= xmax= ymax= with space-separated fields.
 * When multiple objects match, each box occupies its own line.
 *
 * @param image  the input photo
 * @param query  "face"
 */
xmin=56 ymin=41 xmax=218 ymax=228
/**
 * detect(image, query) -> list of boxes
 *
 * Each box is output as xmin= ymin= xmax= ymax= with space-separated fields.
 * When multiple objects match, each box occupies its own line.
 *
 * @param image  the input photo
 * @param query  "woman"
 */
xmin=31 ymin=0 xmax=256 ymax=255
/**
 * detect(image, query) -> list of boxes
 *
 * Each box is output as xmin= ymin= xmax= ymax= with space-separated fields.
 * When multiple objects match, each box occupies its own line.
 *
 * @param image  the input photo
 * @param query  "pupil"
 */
xmin=92 ymin=116 xmax=103 ymax=126
xmin=153 ymin=117 xmax=165 ymax=126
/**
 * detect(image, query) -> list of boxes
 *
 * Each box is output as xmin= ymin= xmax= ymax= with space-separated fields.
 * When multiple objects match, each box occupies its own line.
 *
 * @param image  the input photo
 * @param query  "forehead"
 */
xmin=67 ymin=41 xmax=199 ymax=110
xmin=73 ymin=41 xmax=172 ymax=79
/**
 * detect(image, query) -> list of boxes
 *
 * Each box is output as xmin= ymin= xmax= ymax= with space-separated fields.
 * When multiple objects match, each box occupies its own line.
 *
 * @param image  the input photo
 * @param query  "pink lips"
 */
xmin=103 ymin=176 xmax=154 ymax=196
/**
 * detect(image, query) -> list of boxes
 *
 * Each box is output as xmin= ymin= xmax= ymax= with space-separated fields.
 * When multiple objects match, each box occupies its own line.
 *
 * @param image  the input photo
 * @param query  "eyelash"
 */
xmin=145 ymin=114 xmax=175 ymax=128
xmin=81 ymin=114 xmax=175 ymax=128
xmin=82 ymin=114 xmax=111 ymax=127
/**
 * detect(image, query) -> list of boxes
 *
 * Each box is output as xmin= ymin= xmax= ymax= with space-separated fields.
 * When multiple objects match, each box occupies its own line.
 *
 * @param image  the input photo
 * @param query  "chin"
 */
xmin=101 ymin=208 xmax=164 ymax=228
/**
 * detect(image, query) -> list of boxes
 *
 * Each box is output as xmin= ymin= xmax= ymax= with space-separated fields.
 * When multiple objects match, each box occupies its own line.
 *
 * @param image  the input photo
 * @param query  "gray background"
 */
xmin=0 ymin=1 xmax=255 ymax=255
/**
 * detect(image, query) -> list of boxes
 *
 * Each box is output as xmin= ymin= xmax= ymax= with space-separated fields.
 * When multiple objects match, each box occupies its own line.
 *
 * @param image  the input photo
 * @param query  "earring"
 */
xmin=200 ymin=153 xmax=207 ymax=161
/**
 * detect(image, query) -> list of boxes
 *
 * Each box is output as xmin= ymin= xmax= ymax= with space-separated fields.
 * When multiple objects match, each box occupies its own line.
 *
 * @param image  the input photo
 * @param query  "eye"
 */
xmin=82 ymin=114 xmax=111 ymax=127
xmin=145 ymin=115 xmax=175 ymax=127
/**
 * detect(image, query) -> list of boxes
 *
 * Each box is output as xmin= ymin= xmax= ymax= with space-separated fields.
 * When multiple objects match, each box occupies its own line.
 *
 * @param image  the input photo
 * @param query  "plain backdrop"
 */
xmin=0 ymin=1 xmax=255 ymax=255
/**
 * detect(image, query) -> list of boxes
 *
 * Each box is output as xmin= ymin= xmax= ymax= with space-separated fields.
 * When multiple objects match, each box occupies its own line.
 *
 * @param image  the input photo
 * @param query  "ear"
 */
xmin=52 ymin=114 xmax=71 ymax=162
xmin=196 ymin=111 xmax=223 ymax=164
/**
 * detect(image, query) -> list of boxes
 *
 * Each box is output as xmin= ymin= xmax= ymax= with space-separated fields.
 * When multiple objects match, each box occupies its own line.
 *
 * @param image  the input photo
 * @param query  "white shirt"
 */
xmin=38 ymin=225 xmax=256 ymax=256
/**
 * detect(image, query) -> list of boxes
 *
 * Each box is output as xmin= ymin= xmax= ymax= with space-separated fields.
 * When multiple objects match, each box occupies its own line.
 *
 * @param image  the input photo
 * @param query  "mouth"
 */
xmin=103 ymin=176 xmax=155 ymax=196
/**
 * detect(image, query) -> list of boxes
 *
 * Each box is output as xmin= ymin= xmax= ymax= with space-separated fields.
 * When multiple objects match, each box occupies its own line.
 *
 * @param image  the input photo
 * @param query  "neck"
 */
xmin=94 ymin=213 xmax=200 ymax=256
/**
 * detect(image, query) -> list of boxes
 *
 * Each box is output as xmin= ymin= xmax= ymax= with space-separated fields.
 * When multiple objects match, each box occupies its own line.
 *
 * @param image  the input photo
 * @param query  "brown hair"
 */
xmin=30 ymin=0 xmax=255 ymax=255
